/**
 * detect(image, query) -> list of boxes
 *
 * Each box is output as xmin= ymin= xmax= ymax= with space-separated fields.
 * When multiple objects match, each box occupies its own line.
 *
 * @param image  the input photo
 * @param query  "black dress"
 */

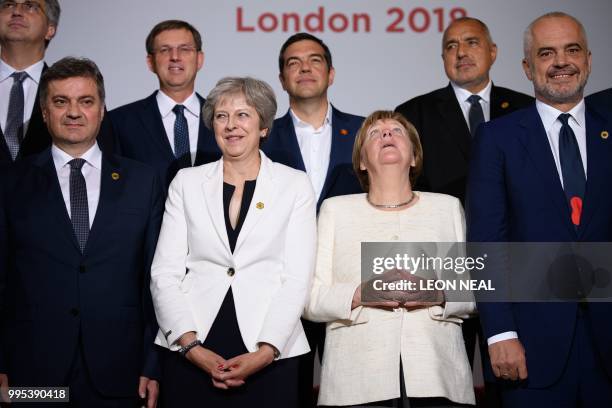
xmin=161 ymin=180 xmax=300 ymax=407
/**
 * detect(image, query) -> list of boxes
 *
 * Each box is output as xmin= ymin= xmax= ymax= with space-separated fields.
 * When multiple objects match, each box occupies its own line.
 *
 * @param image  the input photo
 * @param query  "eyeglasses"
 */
xmin=0 ymin=0 xmax=43 ymax=14
xmin=153 ymin=45 xmax=198 ymax=57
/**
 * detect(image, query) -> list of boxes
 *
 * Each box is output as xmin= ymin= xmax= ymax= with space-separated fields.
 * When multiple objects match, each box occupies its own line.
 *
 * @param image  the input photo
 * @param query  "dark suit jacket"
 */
xmin=0 ymin=64 xmax=115 ymax=164
xmin=0 ymin=148 xmax=163 ymax=397
xmin=395 ymin=83 xmax=533 ymax=203
xmin=466 ymin=104 xmax=612 ymax=387
xmin=586 ymin=88 xmax=612 ymax=114
xmin=262 ymin=106 xmax=364 ymax=210
xmin=102 ymin=91 xmax=221 ymax=190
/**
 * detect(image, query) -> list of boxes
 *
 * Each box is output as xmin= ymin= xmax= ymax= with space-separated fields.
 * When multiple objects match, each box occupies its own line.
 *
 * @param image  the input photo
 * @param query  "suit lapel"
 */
xmin=234 ymin=153 xmax=277 ymax=253
xmin=577 ymin=108 xmax=609 ymax=236
xmin=36 ymin=151 xmax=82 ymax=252
xmin=490 ymin=85 xmax=513 ymax=119
xmin=517 ymin=106 xmax=575 ymax=236
xmin=277 ymin=111 xmax=306 ymax=171
xmin=436 ymin=84 xmax=471 ymax=159
xmin=85 ymin=154 xmax=122 ymax=254
xmin=140 ymin=91 xmax=175 ymax=161
xmin=319 ymin=106 xmax=353 ymax=205
xmin=202 ymin=159 xmax=231 ymax=254
xmin=194 ymin=94 xmax=221 ymax=165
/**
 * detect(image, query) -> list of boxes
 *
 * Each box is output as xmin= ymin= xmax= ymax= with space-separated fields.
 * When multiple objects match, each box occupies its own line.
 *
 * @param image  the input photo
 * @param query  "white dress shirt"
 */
xmin=52 ymin=143 xmax=102 ymax=228
xmin=156 ymin=90 xmax=200 ymax=165
xmin=0 ymin=58 xmax=44 ymax=136
xmin=488 ymin=99 xmax=588 ymax=346
xmin=290 ymin=102 xmax=332 ymax=201
xmin=451 ymin=80 xmax=492 ymax=131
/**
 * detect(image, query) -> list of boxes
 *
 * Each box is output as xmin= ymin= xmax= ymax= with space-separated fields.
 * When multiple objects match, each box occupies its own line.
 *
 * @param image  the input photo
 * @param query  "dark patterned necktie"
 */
xmin=173 ymin=104 xmax=190 ymax=162
xmin=558 ymin=113 xmax=586 ymax=226
xmin=467 ymin=94 xmax=485 ymax=137
xmin=4 ymin=71 xmax=28 ymax=160
xmin=69 ymin=158 xmax=89 ymax=252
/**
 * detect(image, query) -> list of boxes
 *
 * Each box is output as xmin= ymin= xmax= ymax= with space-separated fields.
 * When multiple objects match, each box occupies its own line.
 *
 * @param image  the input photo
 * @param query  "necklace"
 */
xmin=367 ymin=193 xmax=416 ymax=209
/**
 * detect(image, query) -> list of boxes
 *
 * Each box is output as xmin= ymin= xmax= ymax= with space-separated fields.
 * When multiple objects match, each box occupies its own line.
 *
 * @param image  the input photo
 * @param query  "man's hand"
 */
xmin=0 ymin=373 xmax=9 ymax=403
xmin=138 ymin=376 xmax=158 ymax=408
xmin=488 ymin=338 xmax=528 ymax=381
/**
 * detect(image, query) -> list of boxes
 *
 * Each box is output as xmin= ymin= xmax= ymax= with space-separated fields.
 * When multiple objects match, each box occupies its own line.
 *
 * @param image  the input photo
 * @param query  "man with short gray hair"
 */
xmin=467 ymin=12 xmax=612 ymax=407
xmin=0 ymin=0 xmax=60 ymax=163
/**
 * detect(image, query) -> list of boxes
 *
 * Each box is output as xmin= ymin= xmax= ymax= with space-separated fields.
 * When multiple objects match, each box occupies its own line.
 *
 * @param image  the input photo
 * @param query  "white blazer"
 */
xmin=151 ymin=152 xmax=316 ymax=359
xmin=304 ymin=193 xmax=476 ymax=406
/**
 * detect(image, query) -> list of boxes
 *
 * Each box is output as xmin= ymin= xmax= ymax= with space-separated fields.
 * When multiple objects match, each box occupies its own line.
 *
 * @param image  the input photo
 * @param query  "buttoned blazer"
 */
xmin=395 ymin=83 xmax=533 ymax=203
xmin=0 ymin=148 xmax=163 ymax=396
xmin=103 ymin=91 xmax=221 ymax=190
xmin=151 ymin=152 xmax=317 ymax=358
xmin=304 ymin=193 xmax=475 ymax=406
xmin=262 ymin=106 xmax=364 ymax=211
xmin=466 ymin=104 xmax=612 ymax=387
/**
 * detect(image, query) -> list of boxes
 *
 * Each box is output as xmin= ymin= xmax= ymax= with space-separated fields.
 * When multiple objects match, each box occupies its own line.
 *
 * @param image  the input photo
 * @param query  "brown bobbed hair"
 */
xmin=352 ymin=110 xmax=423 ymax=193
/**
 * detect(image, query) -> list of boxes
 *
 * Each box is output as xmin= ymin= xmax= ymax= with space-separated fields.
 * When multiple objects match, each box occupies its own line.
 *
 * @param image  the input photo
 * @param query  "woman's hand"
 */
xmin=217 ymin=344 xmax=276 ymax=385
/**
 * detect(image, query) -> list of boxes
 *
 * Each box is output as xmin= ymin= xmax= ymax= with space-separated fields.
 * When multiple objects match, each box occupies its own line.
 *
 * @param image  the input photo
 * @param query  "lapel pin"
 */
xmin=601 ymin=130 xmax=609 ymax=140
xmin=340 ymin=129 xmax=349 ymax=135
xmin=501 ymin=101 xmax=510 ymax=109
xmin=256 ymin=202 xmax=264 ymax=209
xmin=111 ymin=172 xmax=120 ymax=180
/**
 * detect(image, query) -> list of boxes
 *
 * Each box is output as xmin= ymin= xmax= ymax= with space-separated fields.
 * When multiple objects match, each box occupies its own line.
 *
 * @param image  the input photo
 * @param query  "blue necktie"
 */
xmin=69 ymin=158 xmax=89 ymax=252
xmin=173 ymin=104 xmax=190 ymax=163
xmin=467 ymin=94 xmax=485 ymax=137
xmin=4 ymin=71 xmax=28 ymax=160
xmin=558 ymin=113 xmax=586 ymax=226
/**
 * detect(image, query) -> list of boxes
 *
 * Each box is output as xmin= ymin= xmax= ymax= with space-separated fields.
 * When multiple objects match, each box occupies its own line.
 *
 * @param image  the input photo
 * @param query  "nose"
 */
xmin=382 ymin=128 xmax=393 ymax=138
xmin=456 ymin=42 xmax=467 ymax=58
xmin=553 ymin=51 xmax=568 ymax=67
xmin=225 ymin=114 xmax=237 ymax=130
xmin=300 ymin=60 xmax=311 ymax=73
xmin=66 ymin=102 xmax=81 ymax=119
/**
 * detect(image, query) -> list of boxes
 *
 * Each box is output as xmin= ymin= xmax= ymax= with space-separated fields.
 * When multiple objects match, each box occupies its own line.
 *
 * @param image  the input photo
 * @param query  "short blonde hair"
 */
xmin=352 ymin=111 xmax=423 ymax=193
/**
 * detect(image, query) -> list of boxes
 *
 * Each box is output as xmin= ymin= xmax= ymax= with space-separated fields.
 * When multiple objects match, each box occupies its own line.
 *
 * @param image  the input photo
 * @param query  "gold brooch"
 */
xmin=501 ymin=102 xmax=510 ymax=109
xmin=111 ymin=172 xmax=120 ymax=180
xmin=340 ymin=129 xmax=349 ymax=135
xmin=256 ymin=202 xmax=264 ymax=209
xmin=601 ymin=131 xmax=609 ymax=140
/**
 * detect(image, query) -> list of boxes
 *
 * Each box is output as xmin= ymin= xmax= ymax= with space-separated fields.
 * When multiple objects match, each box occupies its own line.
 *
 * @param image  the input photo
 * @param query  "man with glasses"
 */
xmin=0 ymin=0 xmax=59 ymax=164
xmin=102 ymin=20 xmax=220 ymax=190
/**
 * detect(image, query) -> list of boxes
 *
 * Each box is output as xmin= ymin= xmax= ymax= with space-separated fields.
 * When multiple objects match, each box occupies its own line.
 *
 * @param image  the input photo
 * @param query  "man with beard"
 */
xmin=467 ymin=12 xmax=612 ymax=407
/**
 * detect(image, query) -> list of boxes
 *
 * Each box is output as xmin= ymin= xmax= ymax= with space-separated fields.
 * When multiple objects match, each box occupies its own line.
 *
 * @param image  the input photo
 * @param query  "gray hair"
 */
xmin=442 ymin=17 xmax=494 ymax=49
xmin=523 ymin=12 xmax=588 ymax=61
xmin=43 ymin=0 xmax=60 ymax=28
xmin=202 ymin=77 xmax=277 ymax=135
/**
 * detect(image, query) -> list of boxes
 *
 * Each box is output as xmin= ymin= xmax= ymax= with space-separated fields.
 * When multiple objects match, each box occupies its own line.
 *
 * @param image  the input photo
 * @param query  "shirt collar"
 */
xmin=535 ymin=98 xmax=586 ymax=131
xmin=156 ymin=90 xmax=199 ymax=118
xmin=0 ymin=58 xmax=45 ymax=84
xmin=52 ymin=143 xmax=102 ymax=171
xmin=289 ymin=101 xmax=332 ymax=130
xmin=451 ymin=80 xmax=493 ymax=104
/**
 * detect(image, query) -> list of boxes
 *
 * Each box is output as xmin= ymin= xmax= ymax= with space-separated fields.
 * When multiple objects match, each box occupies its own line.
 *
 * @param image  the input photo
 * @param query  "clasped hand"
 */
xmin=353 ymin=269 xmax=444 ymax=310
xmin=185 ymin=343 xmax=276 ymax=389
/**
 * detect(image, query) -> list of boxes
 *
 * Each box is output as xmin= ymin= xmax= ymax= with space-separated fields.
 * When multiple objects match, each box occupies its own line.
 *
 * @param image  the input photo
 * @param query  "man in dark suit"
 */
xmin=0 ymin=58 xmax=161 ymax=407
xmin=262 ymin=32 xmax=363 ymax=406
xmin=395 ymin=17 xmax=533 ymax=204
xmin=587 ymin=88 xmax=612 ymax=113
xmin=0 ymin=0 xmax=59 ymax=163
xmin=467 ymin=12 xmax=612 ymax=407
xmin=103 ymin=20 xmax=220 ymax=190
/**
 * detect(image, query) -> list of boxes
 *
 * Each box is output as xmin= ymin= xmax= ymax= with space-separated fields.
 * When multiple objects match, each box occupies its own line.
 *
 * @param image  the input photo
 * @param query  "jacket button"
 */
xmin=70 ymin=308 xmax=79 ymax=317
xmin=79 ymin=265 xmax=86 ymax=274
xmin=227 ymin=267 xmax=235 ymax=277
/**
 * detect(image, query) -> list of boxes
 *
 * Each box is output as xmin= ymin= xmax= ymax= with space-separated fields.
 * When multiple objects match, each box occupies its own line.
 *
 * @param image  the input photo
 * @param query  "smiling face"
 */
xmin=42 ymin=76 xmax=104 ymax=154
xmin=146 ymin=28 xmax=204 ymax=99
xmin=212 ymin=92 xmax=266 ymax=163
xmin=279 ymin=39 xmax=335 ymax=102
xmin=360 ymin=119 xmax=415 ymax=174
xmin=523 ymin=15 xmax=591 ymax=110
xmin=442 ymin=19 xmax=497 ymax=93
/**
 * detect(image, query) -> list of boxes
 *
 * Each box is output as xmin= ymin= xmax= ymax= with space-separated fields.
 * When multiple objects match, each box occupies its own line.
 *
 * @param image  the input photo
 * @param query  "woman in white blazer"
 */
xmin=305 ymin=111 xmax=475 ymax=407
xmin=151 ymin=77 xmax=316 ymax=407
